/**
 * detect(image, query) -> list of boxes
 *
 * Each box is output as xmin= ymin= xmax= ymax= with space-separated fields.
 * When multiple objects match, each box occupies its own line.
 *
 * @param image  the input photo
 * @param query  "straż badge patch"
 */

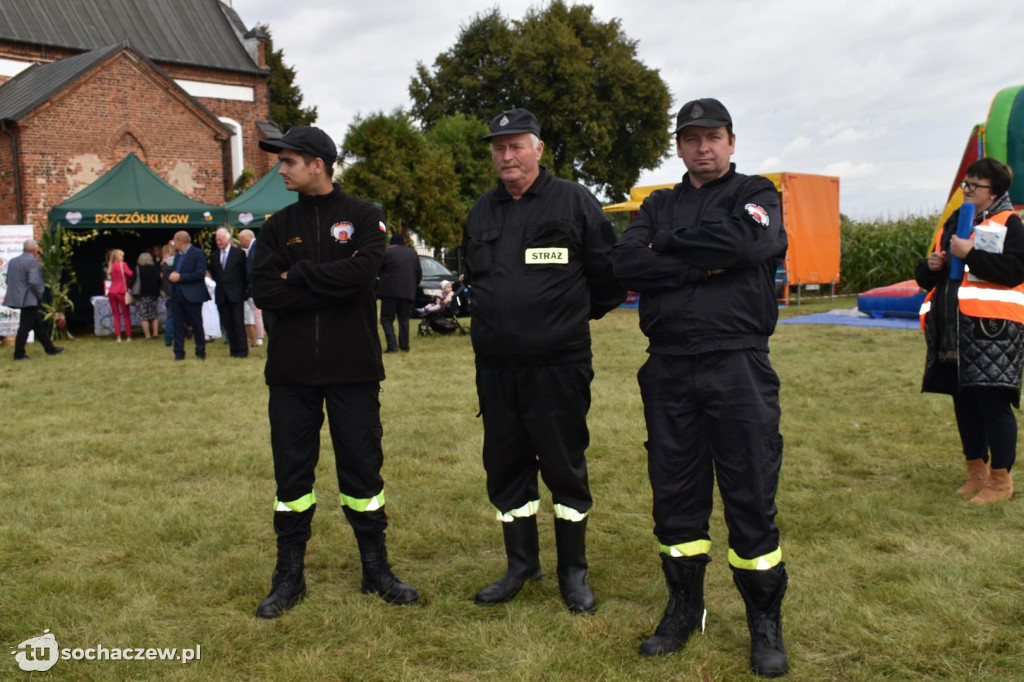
xmin=331 ymin=222 xmax=354 ymax=243
xmin=745 ymin=204 xmax=770 ymax=229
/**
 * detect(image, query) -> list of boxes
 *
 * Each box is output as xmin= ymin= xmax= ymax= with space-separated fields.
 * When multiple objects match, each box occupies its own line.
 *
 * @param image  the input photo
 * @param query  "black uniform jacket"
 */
xmin=612 ymin=165 xmax=787 ymax=354
xmin=252 ymin=184 xmax=386 ymax=386
xmin=463 ymin=168 xmax=626 ymax=366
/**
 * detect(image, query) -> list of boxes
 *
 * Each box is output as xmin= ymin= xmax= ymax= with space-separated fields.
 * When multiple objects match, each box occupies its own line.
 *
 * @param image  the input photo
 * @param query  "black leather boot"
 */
xmin=733 ymin=563 xmax=788 ymax=678
xmin=554 ymin=517 xmax=595 ymax=614
xmin=639 ymin=554 xmax=709 ymax=656
xmin=474 ymin=516 xmax=542 ymax=605
xmin=255 ymin=543 xmax=307 ymax=619
xmin=355 ymin=532 xmax=419 ymax=605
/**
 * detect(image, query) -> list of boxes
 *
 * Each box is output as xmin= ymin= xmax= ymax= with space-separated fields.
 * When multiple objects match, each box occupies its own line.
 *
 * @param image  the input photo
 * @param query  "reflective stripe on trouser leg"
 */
xmin=728 ymin=547 xmax=782 ymax=571
xmin=660 ymin=539 xmax=712 ymax=558
xmin=553 ymin=503 xmax=588 ymax=522
xmin=340 ymin=490 xmax=385 ymax=512
xmin=496 ymin=499 xmax=540 ymax=522
xmin=275 ymin=491 xmax=317 ymax=512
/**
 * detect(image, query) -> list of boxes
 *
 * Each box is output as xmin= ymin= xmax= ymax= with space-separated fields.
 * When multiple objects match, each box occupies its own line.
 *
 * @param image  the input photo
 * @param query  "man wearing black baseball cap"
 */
xmin=612 ymin=99 xmax=790 ymax=677
xmin=250 ymin=125 xmax=419 ymax=618
xmin=463 ymin=108 xmax=625 ymax=615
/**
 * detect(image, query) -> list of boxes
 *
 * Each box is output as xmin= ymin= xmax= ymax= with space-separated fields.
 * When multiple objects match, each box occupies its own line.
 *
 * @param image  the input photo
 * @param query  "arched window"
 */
xmin=219 ymin=117 xmax=244 ymax=181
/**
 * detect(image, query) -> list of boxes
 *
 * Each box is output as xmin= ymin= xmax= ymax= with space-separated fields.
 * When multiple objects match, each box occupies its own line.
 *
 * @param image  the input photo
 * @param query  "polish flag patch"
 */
xmin=378 ymin=221 xmax=387 ymax=232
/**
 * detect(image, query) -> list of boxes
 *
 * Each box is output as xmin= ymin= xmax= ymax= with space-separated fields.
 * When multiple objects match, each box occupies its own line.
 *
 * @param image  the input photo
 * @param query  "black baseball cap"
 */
xmin=259 ymin=125 xmax=337 ymax=165
xmin=481 ymin=108 xmax=542 ymax=140
xmin=673 ymin=98 xmax=732 ymax=134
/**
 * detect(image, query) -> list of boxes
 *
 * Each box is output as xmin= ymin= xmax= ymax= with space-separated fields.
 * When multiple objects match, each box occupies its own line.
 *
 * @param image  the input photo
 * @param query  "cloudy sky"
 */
xmin=229 ymin=0 xmax=1024 ymax=219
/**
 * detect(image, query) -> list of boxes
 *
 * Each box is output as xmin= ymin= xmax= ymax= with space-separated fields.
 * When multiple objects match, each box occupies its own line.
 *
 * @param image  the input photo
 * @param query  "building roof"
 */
xmin=0 ymin=0 xmax=260 ymax=74
xmin=0 ymin=42 xmax=123 ymax=121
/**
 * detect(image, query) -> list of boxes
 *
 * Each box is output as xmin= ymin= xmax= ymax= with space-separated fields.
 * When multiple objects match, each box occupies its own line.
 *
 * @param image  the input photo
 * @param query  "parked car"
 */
xmin=417 ymin=255 xmax=469 ymax=315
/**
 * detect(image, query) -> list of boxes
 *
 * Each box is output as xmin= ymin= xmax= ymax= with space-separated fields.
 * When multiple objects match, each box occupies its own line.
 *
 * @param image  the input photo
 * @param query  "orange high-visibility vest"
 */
xmin=919 ymin=211 xmax=1022 ymax=327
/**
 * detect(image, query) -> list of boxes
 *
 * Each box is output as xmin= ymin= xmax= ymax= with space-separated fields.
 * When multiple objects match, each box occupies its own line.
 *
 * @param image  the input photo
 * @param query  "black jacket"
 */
xmin=209 ymin=245 xmax=248 ymax=304
xmin=463 ymin=168 xmax=626 ymax=366
xmin=377 ymin=245 xmax=422 ymax=301
xmin=612 ymin=165 xmax=787 ymax=354
xmin=252 ymin=184 xmax=386 ymax=385
xmin=916 ymin=197 xmax=1024 ymax=400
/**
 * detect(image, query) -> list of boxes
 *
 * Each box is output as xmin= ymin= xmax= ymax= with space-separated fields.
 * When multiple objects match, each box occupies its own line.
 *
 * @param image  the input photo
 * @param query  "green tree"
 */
xmin=339 ymin=112 xmax=492 ymax=249
xmin=409 ymin=2 xmax=671 ymax=200
xmin=261 ymin=24 xmax=317 ymax=130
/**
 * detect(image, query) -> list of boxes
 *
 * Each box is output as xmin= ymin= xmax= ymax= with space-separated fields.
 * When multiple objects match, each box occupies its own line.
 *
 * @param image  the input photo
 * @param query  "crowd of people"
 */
xmin=7 ymin=96 xmax=1023 ymax=680
xmin=96 ymin=228 xmax=266 ymax=357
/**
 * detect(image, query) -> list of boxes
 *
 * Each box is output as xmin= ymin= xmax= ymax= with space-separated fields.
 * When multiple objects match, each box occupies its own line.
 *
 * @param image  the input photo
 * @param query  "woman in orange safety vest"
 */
xmin=916 ymin=158 xmax=1024 ymax=504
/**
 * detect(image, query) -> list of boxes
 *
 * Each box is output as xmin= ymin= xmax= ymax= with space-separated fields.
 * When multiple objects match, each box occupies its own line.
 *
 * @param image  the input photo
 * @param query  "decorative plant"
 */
xmin=39 ymin=222 xmax=82 ymax=340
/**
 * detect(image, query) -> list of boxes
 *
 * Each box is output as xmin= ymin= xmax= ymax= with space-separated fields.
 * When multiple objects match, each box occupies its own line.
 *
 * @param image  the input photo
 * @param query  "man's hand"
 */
xmin=927 ymin=250 xmax=947 ymax=272
xmin=280 ymin=271 xmax=288 ymax=280
xmin=169 ymin=271 xmax=181 ymax=283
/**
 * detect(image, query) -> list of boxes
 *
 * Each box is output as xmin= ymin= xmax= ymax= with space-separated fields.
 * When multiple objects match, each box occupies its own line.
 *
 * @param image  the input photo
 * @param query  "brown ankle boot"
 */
xmin=956 ymin=458 xmax=989 ymax=496
xmin=970 ymin=468 xmax=1013 ymax=504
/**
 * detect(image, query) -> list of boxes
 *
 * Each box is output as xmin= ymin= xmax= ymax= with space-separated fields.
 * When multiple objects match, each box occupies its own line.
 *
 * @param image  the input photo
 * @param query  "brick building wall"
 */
xmin=0 ymin=134 xmax=15 ymax=222
xmin=0 ymin=40 xmax=275 ymax=181
xmin=10 ymin=50 xmax=230 ymax=228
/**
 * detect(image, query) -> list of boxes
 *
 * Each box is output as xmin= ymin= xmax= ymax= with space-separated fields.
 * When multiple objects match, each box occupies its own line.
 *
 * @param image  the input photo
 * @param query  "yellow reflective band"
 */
xmin=275 ymin=491 xmax=316 ymax=513
xmin=659 ymin=540 xmax=712 ymax=558
xmin=496 ymin=499 xmax=540 ymax=522
xmin=553 ymin=504 xmax=588 ymax=522
xmin=339 ymin=490 xmax=385 ymax=512
xmin=728 ymin=547 xmax=782 ymax=570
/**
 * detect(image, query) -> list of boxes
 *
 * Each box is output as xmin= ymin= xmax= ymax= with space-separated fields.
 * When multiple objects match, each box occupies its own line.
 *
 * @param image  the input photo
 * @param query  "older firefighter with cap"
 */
xmin=463 ymin=108 xmax=625 ymax=614
xmin=916 ymin=157 xmax=1024 ymax=504
xmin=612 ymin=98 xmax=789 ymax=677
xmin=250 ymin=125 xmax=418 ymax=618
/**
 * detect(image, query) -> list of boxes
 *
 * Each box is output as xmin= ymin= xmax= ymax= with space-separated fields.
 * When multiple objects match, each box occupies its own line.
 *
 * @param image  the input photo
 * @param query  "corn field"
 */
xmin=839 ymin=213 xmax=940 ymax=294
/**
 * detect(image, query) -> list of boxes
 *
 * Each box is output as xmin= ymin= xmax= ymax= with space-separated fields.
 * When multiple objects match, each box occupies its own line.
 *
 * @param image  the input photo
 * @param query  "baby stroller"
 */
xmin=417 ymin=280 xmax=469 ymax=337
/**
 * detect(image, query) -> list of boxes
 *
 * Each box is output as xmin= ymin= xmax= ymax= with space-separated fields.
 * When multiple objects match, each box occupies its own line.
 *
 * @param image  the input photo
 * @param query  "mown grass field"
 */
xmin=2 ymin=300 xmax=1024 ymax=681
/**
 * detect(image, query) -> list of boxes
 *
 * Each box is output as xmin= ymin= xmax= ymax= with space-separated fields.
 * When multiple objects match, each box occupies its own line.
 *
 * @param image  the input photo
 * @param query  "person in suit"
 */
xmin=238 ymin=228 xmax=262 ymax=347
xmin=377 ymin=232 xmax=422 ymax=353
xmin=3 ymin=239 xmax=64 ymax=360
xmin=167 ymin=230 xmax=210 ymax=360
xmin=209 ymin=227 xmax=249 ymax=358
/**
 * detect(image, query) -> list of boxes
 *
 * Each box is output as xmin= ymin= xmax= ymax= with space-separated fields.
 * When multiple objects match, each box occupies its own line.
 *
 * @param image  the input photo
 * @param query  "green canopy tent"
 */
xmin=47 ymin=153 xmax=224 ymax=229
xmin=223 ymin=162 xmax=296 ymax=229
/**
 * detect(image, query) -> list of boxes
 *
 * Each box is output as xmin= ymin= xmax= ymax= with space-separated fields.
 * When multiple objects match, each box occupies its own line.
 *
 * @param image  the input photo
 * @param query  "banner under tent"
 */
xmin=223 ymin=162 xmax=296 ymax=230
xmin=604 ymin=173 xmax=841 ymax=305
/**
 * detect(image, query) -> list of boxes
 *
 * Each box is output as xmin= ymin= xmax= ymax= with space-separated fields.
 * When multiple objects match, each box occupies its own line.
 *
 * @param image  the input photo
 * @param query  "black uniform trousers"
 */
xmin=476 ymin=360 xmax=594 ymax=515
xmin=379 ymin=297 xmax=411 ymax=351
xmin=639 ymin=349 xmax=783 ymax=562
xmin=269 ymin=382 xmax=386 ymax=545
xmin=13 ymin=306 xmax=57 ymax=358
xmin=171 ymin=297 xmax=205 ymax=360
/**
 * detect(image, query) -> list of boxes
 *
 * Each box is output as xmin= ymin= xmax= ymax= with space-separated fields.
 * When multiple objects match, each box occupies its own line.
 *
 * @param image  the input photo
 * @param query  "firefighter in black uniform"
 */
xmin=612 ymin=99 xmax=789 ymax=677
xmin=251 ymin=125 xmax=418 ymax=618
xmin=464 ymin=108 xmax=626 ymax=614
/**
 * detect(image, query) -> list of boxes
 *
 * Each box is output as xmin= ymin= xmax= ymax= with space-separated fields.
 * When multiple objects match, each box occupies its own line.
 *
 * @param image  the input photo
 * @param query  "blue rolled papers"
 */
xmin=949 ymin=202 xmax=975 ymax=280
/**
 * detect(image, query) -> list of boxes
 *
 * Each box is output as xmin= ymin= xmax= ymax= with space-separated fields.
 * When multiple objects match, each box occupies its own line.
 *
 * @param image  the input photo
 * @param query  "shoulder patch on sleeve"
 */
xmin=745 ymin=203 xmax=770 ymax=229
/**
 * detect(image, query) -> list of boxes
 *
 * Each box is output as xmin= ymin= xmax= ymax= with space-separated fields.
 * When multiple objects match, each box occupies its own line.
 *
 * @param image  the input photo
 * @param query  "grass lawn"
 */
xmin=2 ymin=299 xmax=1023 ymax=680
